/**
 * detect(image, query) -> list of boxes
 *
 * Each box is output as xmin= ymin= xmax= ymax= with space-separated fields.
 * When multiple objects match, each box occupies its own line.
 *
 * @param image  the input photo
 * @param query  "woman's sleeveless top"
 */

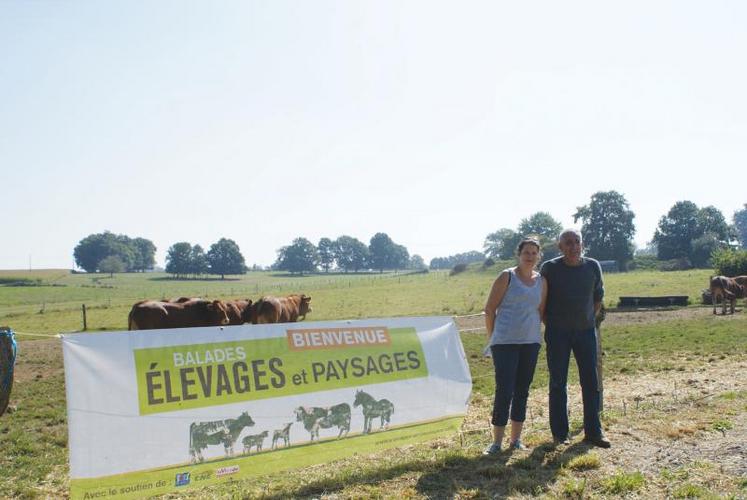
xmin=489 ymin=267 xmax=543 ymax=345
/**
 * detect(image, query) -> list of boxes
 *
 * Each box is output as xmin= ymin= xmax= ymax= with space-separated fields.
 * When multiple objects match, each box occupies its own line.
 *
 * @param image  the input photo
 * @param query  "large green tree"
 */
xmin=410 ymin=254 xmax=426 ymax=270
xmin=207 ymin=238 xmax=247 ymax=279
xmin=518 ymin=212 xmax=563 ymax=241
xmin=274 ymin=238 xmax=318 ymax=275
xmin=189 ymin=244 xmax=210 ymax=276
xmin=483 ymin=228 xmax=521 ymax=260
xmin=165 ymin=242 xmax=193 ymax=278
xmin=653 ymin=201 xmax=731 ymax=266
xmin=368 ymin=233 xmax=396 ymax=272
xmin=653 ymin=201 xmax=700 ymax=260
xmin=391 ymin=244 xmax=410 ymax=271
xmin=573 ymin=190 xmax=636 ymax=268
xmin=318 ymin=237 xmax=335 ymax=273
xmin=333 ymin=236 xmax=369 ymax=273
xmin=131 ymin=237 xmax=157 ymax=272
xmin=98 ymin=255 xmax=125 ymax=278
xmin=73 ymin=231 xmax=144 ymax=273
xmin=734 ymin=204 xmax=747 ymax=248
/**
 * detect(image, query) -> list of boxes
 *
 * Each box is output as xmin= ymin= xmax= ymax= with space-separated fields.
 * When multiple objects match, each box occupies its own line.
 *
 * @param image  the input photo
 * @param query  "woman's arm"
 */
xmin=484 ymin=271 xmax=509 ymax=340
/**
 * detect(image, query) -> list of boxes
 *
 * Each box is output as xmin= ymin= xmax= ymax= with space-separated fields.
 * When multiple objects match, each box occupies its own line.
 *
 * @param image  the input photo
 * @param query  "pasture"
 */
xmin=1 ymin=265 xmax=746 ymax=498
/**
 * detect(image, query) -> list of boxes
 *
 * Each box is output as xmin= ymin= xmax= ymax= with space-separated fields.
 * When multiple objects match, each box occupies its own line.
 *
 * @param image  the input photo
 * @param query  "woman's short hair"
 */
xmin=516 ymin=237 xmax=541 ymax=255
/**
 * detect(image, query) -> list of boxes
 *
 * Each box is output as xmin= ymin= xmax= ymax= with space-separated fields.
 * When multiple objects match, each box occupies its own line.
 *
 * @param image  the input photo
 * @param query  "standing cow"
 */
xmin=253 ymin=294 xmax=312 ymax=324
xmin=128 ymin=299 xmax=230 ymax=330
xmin=710 ymin=275 xmax=747 ymax=315
xmin=294 ymin=403 xmax=350 ymax=441
xmin=189 ymin=411 xmax=255 ymax=462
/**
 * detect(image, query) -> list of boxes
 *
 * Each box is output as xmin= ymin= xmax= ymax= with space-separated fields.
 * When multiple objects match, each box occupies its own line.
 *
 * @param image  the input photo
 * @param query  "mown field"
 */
xmin=2 ymin=265 xmax=746 ymax=499
xmin=0 ymin=264 xmax=712 ymax=335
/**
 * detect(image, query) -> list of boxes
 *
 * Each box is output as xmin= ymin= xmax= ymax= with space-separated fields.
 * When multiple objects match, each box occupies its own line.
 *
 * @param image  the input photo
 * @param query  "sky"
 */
xmin=1 ymin=1 xmax=746 ymax=270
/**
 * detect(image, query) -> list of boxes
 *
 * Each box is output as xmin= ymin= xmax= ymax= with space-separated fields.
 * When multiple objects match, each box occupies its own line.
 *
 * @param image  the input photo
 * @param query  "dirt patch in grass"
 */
xmin=463 ymin=355 xmax=747 ymax=499
xmin=13 ymin=338 xmax=63 ymax=383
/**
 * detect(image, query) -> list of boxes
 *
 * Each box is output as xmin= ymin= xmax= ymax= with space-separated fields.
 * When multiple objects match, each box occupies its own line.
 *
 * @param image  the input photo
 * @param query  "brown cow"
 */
xmin=161 ymin=297 xmax=254 ymax=326
xmin=253 ymin=294 xmax=312 ymax=324
xmin=224 ymin=299 xmax=255 ymax=325
xmin=128 ymin=299 xmax=230 ymax=330
xmin=709 ymin=275 xmax=747 ymax=315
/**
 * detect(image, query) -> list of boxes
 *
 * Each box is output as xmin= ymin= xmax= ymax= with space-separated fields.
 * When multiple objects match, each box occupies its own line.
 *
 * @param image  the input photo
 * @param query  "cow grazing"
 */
xmin=271 ymin=422 xmax=293 ymax=449
xmin=242 ymin=430 xmax=269 ymax=454
xmin=189 ymin=411 xmax=255 ymax=462
xmin=128 ymin=299 xmax=230 ymax=330
xmin=253 ymin=294 xmax=312 ymax=324
xmin=294 ymin=403 xmax=350 ymax=441
xmin=710 ymin=275 xmax=747 ymax=315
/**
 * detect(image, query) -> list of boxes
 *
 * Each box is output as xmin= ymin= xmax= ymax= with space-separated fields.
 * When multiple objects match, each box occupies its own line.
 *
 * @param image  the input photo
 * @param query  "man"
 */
xmin=540 ymin=229 xmax=610 ymax=448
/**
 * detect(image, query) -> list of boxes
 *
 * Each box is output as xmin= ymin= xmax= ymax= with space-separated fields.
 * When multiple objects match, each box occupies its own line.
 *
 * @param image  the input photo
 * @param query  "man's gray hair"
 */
xmin=557 ymin=228 xmax=582 ymax=242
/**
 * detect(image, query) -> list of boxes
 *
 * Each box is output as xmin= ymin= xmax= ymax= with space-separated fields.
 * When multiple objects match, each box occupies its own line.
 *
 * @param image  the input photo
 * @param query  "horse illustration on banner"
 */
xmin=353 ymin=390 xmax=395 ymax=434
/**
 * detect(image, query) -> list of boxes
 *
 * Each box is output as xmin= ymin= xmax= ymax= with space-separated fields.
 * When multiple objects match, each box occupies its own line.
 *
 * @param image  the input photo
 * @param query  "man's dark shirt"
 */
xmin=540 ymin=256 xmax=604 ymax=331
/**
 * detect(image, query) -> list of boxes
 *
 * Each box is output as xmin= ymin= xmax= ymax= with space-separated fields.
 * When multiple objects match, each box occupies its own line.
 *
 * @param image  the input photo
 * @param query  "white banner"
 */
xmin=62 ymin=316 xmax=471 ymax=499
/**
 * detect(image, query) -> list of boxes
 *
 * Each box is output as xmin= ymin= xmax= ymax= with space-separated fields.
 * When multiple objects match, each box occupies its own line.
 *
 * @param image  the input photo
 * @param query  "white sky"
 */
xmin=1 ymin=1 xmax=746 ymax=270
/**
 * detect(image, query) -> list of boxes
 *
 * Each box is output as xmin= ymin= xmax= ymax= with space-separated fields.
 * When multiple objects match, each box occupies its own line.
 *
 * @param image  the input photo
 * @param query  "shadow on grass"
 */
xmin=257 ymin=438 xmax=596 ymax=499
xmin=415 ymin=440 xmax=596 ymax=499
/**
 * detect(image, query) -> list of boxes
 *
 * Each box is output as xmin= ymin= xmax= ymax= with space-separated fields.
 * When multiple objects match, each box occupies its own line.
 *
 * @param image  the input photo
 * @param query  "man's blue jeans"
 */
xmin=490 ymin=343 xmax=541 ymax=426
xmin=545 ymin=327 xmax=602 ymax=439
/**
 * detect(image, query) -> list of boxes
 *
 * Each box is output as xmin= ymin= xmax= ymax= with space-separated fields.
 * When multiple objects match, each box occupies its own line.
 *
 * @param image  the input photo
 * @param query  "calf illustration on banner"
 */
xmin=295 ymin=403 xmax=351 ymax=441
xmin=272 ymin=422 xmax=293 ymax=449
xmin=354 ymin=390 xmax=395 ymax=434
xmin=189 ymin=411 xmax=255 ymax=462
xmin=242 ymin=430 xmax=269 ymax=454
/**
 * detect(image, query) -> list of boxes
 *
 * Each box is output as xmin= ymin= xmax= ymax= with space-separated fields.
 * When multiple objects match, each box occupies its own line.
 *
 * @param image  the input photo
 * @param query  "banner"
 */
xmin=62 ymin=316 xmax=471 ymax=499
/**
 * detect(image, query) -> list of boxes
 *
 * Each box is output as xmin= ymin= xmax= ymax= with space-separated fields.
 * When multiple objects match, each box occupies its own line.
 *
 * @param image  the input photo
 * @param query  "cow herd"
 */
xmin=127 ymin=294 xmax=312 ymax=330
xmin=709 ymin=275 xmax=747 ymax=315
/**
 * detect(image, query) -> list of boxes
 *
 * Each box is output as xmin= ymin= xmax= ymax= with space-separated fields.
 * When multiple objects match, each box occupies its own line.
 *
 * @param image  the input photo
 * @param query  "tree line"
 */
xmin=72 ymin=196 xmax=747 ymax=277
xmin=273 ymin=233 xmax=425 ymax=275
xmin=481 ymin=191 xmax=747 ymax=271
xmin=73 ymin=232 xmax=247 ymax=280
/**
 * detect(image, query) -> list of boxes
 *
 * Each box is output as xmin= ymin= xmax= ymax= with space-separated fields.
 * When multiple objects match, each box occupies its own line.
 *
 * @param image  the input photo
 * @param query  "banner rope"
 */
xmin=12 ymin=331 xmax=62 ymax=339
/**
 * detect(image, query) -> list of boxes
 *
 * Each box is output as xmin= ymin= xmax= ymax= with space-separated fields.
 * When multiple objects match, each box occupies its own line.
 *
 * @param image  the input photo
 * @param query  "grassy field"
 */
xmin=1 ymin=265 xmax=745 ymax=499
xmin=0 ymin=264 xmax=713 ymax=335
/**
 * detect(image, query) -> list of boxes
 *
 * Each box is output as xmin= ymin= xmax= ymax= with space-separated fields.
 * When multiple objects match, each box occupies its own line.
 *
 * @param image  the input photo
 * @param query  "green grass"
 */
xmin=673 ymin=483 xmax=711 ymax=498
xmin=601 ymin=470 xmax=645 ymax=494
xmin=1 ymin=265 xmax=745 ymax=499
xmin=566 ymin=452 xmax=601 ymax=471
xmin=0 ymin=266 xmax=715 ymax=335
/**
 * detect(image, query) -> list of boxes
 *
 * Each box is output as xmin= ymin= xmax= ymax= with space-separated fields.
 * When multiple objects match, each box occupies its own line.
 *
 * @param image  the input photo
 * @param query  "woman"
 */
xmin=483 ymin=237 xmax=547 ymax=455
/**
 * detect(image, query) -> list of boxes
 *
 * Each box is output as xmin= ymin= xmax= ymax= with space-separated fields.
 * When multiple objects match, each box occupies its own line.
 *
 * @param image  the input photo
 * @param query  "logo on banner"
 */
xmin=133 ymin=327 xmax=428 ymax=415
xmin=174 ymin=472 xmax=190 ymax=487
xmin=215 ymin=465 xmax=239 ymax=477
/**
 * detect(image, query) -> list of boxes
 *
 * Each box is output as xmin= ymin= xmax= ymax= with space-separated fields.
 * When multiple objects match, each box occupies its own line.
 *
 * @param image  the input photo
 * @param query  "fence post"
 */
xmin=82 ymin=304 xmax=88 ymax=331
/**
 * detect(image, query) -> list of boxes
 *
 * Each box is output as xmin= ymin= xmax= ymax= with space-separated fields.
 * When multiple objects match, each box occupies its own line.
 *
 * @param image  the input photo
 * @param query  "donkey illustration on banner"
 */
xmin=353 ymin=390 xmax=395 ymax=434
